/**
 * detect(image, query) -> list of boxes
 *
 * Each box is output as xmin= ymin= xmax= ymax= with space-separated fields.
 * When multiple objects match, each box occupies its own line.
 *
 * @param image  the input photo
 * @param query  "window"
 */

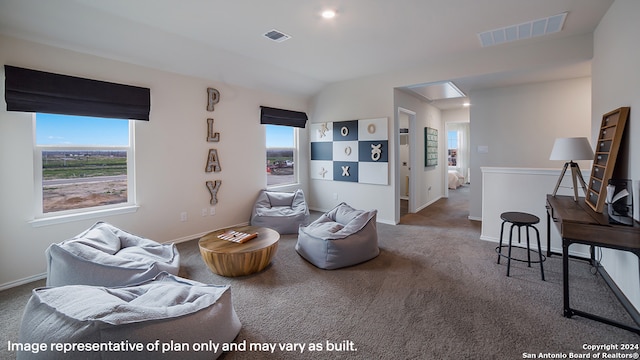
xmin=35 ymin=113 xmax=134 ymax=215
xmin=265 ymin=124 xmax=297 ymax=187
xmin=448 ymin=130 xmax=458 ymax=167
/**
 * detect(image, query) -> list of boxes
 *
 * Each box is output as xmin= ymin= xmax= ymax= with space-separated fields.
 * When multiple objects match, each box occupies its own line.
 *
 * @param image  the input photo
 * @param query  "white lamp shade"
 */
xmin=549 ymin=137 xmax=594 ymax=161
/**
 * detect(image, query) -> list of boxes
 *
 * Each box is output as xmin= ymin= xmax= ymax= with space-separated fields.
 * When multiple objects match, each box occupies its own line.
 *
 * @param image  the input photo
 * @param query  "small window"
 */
xmin=265 ymin=124 xmax=297 ymax=187
xmin=35 ymin=113 xmax=134 ymax=215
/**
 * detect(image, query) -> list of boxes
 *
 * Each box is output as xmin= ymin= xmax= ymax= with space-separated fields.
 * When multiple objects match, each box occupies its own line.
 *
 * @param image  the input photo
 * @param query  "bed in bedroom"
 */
xmin=448 ymin=170 xmax=465 ymax=189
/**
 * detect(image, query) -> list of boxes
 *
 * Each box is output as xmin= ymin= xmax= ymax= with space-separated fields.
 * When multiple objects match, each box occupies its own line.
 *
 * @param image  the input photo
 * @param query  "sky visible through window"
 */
xmin=266 ymin=124 xmax=294 ymax=148
xmin=36 ymin=113 xmax=128 ymax=146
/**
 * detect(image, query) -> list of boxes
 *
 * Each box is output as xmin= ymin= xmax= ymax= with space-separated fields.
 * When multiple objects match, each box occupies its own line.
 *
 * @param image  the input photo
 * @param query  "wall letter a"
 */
xmin=205 ymin=149 xmax=221 ymax=172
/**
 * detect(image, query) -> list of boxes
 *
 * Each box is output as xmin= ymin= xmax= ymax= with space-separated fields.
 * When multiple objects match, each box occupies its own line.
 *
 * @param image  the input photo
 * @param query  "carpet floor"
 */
xmin=2 ymin=187 xmax=638 ymax=359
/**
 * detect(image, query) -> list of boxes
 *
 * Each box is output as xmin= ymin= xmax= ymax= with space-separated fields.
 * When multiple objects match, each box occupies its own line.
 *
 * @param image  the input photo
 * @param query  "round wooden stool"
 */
xmin=496 ymin=211 xmax=545 ymax=280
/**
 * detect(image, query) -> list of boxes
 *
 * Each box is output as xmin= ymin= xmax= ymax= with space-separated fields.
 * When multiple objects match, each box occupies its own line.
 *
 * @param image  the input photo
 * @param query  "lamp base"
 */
xmin=552 ymin=161 xmax=588 ymax=201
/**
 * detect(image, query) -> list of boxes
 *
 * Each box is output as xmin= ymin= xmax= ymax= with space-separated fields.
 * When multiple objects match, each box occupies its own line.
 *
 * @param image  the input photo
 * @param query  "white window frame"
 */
xmin=30 ymin=116 xmax=138 ymax=227
xmin=266 ymin=125 xmax=299 ymax=189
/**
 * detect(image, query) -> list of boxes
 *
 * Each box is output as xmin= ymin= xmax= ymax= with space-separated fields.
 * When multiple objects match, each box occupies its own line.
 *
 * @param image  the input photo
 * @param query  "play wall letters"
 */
xmin=205 ymin=87 xmax=222 ymax=205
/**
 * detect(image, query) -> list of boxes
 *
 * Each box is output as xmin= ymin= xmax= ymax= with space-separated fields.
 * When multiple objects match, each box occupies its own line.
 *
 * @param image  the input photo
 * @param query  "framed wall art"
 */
xmin=309 ymin=118 xmax=388 ymax=185
xmin=425 ymin=127 xmax=438 ymax=167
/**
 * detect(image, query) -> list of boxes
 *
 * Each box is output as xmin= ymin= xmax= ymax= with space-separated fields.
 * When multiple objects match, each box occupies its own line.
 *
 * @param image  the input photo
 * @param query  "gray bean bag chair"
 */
xmin=17 ymin=272 xmax=241 ymax=360
xmin=296 ymin=202 xmax=379 ymax=269
xmin=46 ymin=221 xmax=180 ymax=287
xmin=250 ymin=189 xmax=310 ymax=234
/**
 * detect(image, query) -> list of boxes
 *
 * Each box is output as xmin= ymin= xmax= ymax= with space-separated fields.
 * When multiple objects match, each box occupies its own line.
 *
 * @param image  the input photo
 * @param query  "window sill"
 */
xmin=30 ymin=205 xmax=139 ymax=228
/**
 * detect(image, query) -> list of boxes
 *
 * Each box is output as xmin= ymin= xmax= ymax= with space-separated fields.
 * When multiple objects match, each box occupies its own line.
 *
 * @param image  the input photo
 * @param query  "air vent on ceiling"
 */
xmin=478 ymin=12 xmax=567 ymax=47
xmin=264 ymin=29 xmax=291 ymax=43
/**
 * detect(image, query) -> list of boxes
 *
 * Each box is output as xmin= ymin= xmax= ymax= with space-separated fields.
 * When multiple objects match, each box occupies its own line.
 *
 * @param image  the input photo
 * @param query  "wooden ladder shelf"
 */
xmin=585 ymin=107 xmax=630 ymax=213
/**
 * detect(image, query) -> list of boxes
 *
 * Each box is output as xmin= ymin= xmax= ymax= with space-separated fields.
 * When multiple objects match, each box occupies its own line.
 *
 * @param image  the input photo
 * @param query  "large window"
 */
xmin=265 ymin=124 xmax=297 ymax=187
xmin=35 ymin=113 xmax=134 ymax=215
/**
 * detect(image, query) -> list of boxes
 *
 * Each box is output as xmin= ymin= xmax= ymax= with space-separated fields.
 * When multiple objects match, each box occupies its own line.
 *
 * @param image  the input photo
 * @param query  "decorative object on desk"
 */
xmin=586 ymin=107 xmax=630 ymax=213
xmin=425 ymin=127 xmax=438 ymax=167
xmin=606 ymin=179 xmax=634 ymax=226
xmin=550 ymin=137 xmax=594 ymax=201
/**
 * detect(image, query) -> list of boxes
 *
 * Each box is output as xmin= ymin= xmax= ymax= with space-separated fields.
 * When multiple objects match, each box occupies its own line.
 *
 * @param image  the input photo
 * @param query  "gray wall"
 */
xmin=592 ymin=0 xmax=640 ymax=310
xmin=468 ymin=77 xmax=592 ymax=219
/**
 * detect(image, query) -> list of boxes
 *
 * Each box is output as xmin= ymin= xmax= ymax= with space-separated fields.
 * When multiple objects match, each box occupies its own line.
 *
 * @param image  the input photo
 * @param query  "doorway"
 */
xmin=396 ymin=107 xmax=416 ymax=222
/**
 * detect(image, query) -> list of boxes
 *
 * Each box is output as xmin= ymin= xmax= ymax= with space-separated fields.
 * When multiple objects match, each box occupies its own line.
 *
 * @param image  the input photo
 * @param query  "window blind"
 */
xmin=4 ymin=65 xmax=151 ymax=121
xmin=260 ymin=106 xmax=307 ymax=128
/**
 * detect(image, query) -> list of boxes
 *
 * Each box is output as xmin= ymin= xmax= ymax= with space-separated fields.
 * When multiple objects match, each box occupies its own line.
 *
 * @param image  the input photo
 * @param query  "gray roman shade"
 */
xmin=260 ymin=106 xmax=307 ymax=128
xmin=4 ymin=65 xmax=151 ymax=121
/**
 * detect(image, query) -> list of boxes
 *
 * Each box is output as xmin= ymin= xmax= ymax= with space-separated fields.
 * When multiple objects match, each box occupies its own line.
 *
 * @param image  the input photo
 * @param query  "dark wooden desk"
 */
xmin=546 ymin=194 xmax=640 ymax=335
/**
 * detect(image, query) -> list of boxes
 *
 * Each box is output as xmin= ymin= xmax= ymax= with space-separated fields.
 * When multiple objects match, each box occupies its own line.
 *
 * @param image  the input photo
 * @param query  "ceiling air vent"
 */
xmin=478 ymin=12 xmax=567 ymax=47
xmin=264 ymin=29 xmax=291 ymax=43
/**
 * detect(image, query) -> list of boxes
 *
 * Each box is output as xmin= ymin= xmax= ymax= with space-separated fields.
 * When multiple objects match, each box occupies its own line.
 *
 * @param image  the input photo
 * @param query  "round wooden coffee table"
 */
xmin=198 ymin=225 xmax=279 ymax=277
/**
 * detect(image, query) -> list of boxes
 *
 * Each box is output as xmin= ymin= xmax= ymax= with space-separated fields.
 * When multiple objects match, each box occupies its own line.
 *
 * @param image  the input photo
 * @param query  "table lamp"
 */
xmin=550 ymin=137 xmax=594 ymax=201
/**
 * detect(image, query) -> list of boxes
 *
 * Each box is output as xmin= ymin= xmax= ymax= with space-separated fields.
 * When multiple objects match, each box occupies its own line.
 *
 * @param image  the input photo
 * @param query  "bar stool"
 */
xmin=496 ymin=211 xmax=545 ymax=280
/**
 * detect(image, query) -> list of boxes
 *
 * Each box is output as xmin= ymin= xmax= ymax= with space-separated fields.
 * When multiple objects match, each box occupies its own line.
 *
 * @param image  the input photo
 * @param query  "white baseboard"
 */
xmin=479 ymin=235 xmax=589 ymax=258
xmin=0 ymin=273 xmax=46 ymax=291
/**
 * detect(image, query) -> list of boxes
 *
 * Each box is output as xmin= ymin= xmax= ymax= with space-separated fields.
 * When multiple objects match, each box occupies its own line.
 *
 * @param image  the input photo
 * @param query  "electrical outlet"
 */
xmin=333 ymin=193 xmax=338 ymax=200
xmin=180 ymin=212 xmax=187 ymax=222
xmin=209 ymin=207 xmax=216 ymax=216
xmin=201 ymin=208 xmax=208 ymax=217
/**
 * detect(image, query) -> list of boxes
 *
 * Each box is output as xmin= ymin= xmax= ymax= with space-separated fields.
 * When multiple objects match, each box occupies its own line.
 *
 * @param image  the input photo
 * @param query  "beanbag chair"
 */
xmin=296 ymin=202 xmax=379 ymax=269
xmin=46 ymin=221 xmax=179 ymax=287
xmin=17 ymin=272 xmax=241 ymax=360
xmin=250 ymin=189 xmax=310 ymax=234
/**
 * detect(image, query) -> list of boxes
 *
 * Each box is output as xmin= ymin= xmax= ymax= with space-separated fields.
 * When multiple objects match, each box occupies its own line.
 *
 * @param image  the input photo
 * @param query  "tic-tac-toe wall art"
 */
xmin=310 ymin=118 xmax=388 ymax=185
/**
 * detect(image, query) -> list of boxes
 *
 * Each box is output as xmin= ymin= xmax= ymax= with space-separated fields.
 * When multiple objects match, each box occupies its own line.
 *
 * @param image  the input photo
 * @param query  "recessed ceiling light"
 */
xmin=322 ymin=10 xmax=336 ymax=19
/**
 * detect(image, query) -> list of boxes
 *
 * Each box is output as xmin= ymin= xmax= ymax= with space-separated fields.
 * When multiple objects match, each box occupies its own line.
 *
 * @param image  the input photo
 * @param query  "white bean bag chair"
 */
xmin=46 ymin=221 xmax=180 ymax=287
xmin=250 ymin=189 xmax=310 ymax=234
xmin=296 ymin=202 xmax=379 ymax=269
xmin=17 ymin=272 xmax=241 ymax=360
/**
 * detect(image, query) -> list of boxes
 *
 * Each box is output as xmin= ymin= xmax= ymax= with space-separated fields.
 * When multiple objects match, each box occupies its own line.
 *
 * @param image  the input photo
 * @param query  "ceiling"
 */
xmin=0 ymin=0 xmax=613 ymax=109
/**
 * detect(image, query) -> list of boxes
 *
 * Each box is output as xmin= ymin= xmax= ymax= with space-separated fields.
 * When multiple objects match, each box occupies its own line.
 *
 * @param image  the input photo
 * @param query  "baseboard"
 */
xmin=169 ymin=221 xmax=251 ymax=245
xmin=0 ymin=273 xmax=46 ymax=291
xmin=415 ymin=196 xmax=442 ymax=212
xmin=0 ymin=223 xmax=252 ymax=291
xmin=468 ymin=215 xmax=482 ymax=221
xmin=595 ymin=261 xmax=640 ymax=326
xmin=479 ymin=235 xmax=590 ymax=258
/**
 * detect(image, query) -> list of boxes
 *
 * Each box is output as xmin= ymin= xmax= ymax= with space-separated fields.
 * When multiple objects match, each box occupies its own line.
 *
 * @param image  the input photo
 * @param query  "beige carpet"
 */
xmin=2 ymin=187 xmax=638 ymax=359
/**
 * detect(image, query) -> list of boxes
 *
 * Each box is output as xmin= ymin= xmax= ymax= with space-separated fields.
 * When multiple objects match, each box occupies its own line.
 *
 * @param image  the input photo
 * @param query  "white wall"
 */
xmin=592 ymin=0 xmax=640 ymax=311
xmin=481 ymin=167 xmax=591 ymax=257
xmin=468 ymin=77 xmax=592 ymax=219
xmin=0 ymin=35 xmax=309 ymax=288
xmin=307 ymin=79 xmax=396 ymax=223
xmin=394 ymin=90 xmax=444 ymax=214
xmin=308 ymin=34 xmax=594 ymax=225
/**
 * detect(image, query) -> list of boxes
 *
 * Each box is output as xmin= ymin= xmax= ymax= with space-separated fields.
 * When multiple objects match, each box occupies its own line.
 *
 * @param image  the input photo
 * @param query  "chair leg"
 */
xmin=497 ymin=220 xmax=507 ymax=264
xmin=507 ymin=223 xmax=516 ymax=277
xmin=533 ymin=226 xmax=545 ymax=281
xmin=525 ymin=226 xmax=532 ymax=267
